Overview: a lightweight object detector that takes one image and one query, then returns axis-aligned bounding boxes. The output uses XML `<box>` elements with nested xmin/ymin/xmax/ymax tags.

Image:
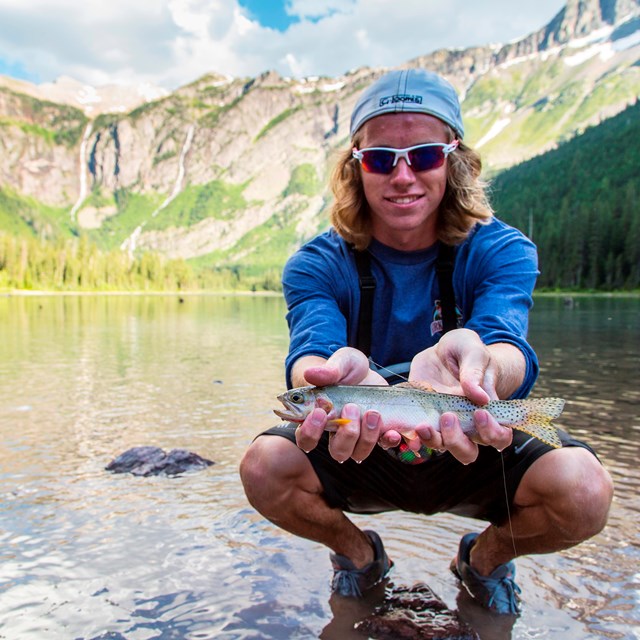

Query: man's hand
<box><xmin>412</xmin><ymin>410</ymin><xmax>513</xmax><ymax>464</ymax></box>
<box><xmin>291</xmin><ymin>347</ymin><xmax>387</xmax><ymax>461</ymax></box>
<box><xmin>295</xmin><ymin>403</ymin><xmax>382</xmax><ymax>463</ymax></box>
<box><xmin>388</xmin><ymin>329</ymin><xmax>523</xmax><ymax>462</ymax></box>
<box><xmin>409</xmin><ymin>328</ymin><xmax>499</xmax><ymax>403</ymax></box>
<box><xmin>294</xmin><ymin>346</ymin><xmax>387</xmax><ymax>388</ymax></box>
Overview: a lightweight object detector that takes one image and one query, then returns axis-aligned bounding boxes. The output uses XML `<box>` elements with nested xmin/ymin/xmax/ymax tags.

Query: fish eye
<box><xmin>290</xmin><ymin>391</ymin><xmax>305</xmax><ymax>404</ymax></box>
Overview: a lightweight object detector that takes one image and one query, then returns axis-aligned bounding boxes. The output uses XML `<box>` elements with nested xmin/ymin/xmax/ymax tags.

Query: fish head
<box><xmin>274</xmin><ymin>386</ymin><xmax>320</xmax><ymax>422</ymax></box>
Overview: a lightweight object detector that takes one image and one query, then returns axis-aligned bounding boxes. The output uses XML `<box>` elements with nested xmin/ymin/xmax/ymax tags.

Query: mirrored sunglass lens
<box><xmin>361</xmin><ymin>150</ymin><xmax>395</xmax><ymax>174</ymax></box>
<box><xmin>409</xmin><ymin>146</ymin><xmax>445</xmax><ymax>171</ymax></box>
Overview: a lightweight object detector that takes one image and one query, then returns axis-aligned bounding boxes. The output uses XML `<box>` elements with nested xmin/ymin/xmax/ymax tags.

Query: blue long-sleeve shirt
<box><xmin>283</xmin><ymin>218</ymin><xmax>540</xmax><ymax>398</ymax></box>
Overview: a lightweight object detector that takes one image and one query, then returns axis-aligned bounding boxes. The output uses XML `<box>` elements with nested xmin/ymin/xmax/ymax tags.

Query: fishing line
<box><xmin>500</xmin><ymin>451</ymin><xmax>518</xmax><ymax>558</ymax></box>
<box><xmin>368</xmin><ymin>358</ymin><xmax>410</xmax><ymax>382</ymax></box>
<box><xmin>370</xmin><ymin>357</ymin><xmax>519</xmax><ymax>555</ymax></box>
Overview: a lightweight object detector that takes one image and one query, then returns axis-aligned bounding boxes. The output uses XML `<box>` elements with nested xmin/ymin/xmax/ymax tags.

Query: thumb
<box><xmin>459</xmin><ymin>357</ymin><xmax>492</xmax><ymax>405</ymax></box>
<box><xmin>325</xmin><ymin>347</ymin><xmax>370</xmax><ymax>384</ymax></box>
<box><xmin>304</xmin><ymin>364</ymin><xmax>341</xmax><ymax>387</ymax></box>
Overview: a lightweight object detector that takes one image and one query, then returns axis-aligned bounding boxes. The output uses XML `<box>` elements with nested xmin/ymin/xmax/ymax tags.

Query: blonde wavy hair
<box><xmin>330</xmin><ymin>126</ymin><xmax>493</xmax><ymax>250</ymax></box>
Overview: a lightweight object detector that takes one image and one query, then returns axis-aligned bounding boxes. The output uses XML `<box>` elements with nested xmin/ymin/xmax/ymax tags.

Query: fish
<box><xmin>274</xmin><ymin>382</ymin><xmax>564</xmax><ymax>449</ymax></box>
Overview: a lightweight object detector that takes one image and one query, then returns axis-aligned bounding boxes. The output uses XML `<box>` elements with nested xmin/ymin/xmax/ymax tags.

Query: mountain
<box><xmin>0</xmin><ymin>0</ymin><xmax>638</xmax><ymax>281</ymax></box>
<box><xmin>0</xmin><ymin>75</ymin><xmax>168</xmax><ymax>116</ymax></box>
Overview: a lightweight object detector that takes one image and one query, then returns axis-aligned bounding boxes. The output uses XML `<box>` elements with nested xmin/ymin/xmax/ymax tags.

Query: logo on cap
<box><xmin>379</xmin><ymin>93</ymin><xmax>423</xmax><ymax>107</ymax></box>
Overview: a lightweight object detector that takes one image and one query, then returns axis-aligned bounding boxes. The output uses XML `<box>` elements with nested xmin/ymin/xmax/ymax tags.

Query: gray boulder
<box><xmin>105</xmin><ymin>446</ymin><xmax>214</xmax><ymax>477</ymax></box>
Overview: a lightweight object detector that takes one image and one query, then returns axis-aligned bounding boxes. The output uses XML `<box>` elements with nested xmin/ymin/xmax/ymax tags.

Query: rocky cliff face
<box><xmin>0</xmin><ymin>0</ymin><xmax>638</xmax><ymax>265</ymax></box>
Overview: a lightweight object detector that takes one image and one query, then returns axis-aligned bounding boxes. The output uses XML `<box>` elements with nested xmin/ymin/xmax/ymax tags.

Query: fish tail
<box><xmin>517</xmin><ymin>397</ymin><xmax>565</xmax><ymax>448</ymax></box>
<box><xmin>490</xmin><ymin>397</ymin><xmax>565</xmax><ymax>448</ymax></box>
<box><xmin>486</xmin><ymin>398</ymin><xmax>564</xmax><ymax>449</ymax></box>
<box><xmin>513</xmin><ymin>414</ymin><xmax>563</xmax><ymax>449</ymax></box>
<box><xmin>522</xmin><ymin>397</ymin><xmax>565</xmax><ymax>419</ymax></box>
<box><xmin>491</xmin><ymin>397</ymin><xmax>565</xmax><ymax>423</ymax></box>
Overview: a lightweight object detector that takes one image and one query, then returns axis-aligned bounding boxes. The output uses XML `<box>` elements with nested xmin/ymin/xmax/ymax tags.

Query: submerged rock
<box><xmin>355</xmin><ymin>583</ymin><xmax>479</xmax><ymax>640</ymax></box>
<box><xmin>105</xmin><ymin>446</ymin><xmax>214</xmax><ymax>477</ymax></box>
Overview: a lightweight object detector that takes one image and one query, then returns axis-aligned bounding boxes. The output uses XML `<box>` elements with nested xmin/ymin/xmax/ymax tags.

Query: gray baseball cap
<box><xmin>350</xmin><ymin>68</ymin><xmax>464</xmax><ymax>139</ymax></box>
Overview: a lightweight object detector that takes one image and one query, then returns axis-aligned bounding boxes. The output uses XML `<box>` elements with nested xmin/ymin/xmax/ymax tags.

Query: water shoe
<box><xmin>451</xmin><ymin>532</ymin><xmax>521</xmax><ymax>615</ymax></box>
<box><xmin>330</xmin><ymin>530</ymin><xmax>393</xmax><ymax>597</ymax></box>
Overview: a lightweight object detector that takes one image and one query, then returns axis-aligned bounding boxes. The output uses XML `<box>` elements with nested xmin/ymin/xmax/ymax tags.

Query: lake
<box><xmin>0</xmin><ymin>294</ymin><xmax>638</xmax><ymax>640</ymax></box>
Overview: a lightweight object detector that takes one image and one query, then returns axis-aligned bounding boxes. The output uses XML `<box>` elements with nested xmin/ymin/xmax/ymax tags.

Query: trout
<box><xmin>274</xmin><ymin>382</ymin><xmax>564</xmax><ymax>449</ymax></box>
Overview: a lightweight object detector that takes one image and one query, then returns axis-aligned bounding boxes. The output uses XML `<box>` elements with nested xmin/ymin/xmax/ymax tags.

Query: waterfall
<box><xmin>120</xmin><ymin>224</ymin><xmax>143</xmax><ymax>257</ymax></box>
<box><xmin>152</xmin><ymin>124</ymin><xmax>195</xmax><ymax>217</ymax></box>
<box><xmin>120</xmin><ymin>124</ymin><xmax>195</xmax><ymax>255</ymax></box>
<box><xmin>69</xmin><ymin>123</ymin><xmax>93</xmax><ymax>222</ymax></box>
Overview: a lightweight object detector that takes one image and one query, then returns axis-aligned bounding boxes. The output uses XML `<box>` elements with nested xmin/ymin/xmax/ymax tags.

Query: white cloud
<box><xmin>0</xmin><ymin>0</ymin><xmax>567</xmax><ymax>89</ymax></box>
<box><xmin>169</xmin><ymin>0</ymin><xmax>216</xmax><ymax>38</ymax></box>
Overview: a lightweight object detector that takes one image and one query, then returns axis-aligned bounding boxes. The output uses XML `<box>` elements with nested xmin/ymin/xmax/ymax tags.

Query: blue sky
<box><xmin>237</xmin><ymin>0</ymin><xmax>299</xmax><ymax>31</ymax></box>
<box><xmin>0</xmin><ymin>58</ymin><xmax>30</xmax><ymax>81</ymax></box>
<box><xmin>0</xmin><ymin>0</ymin><xmax>567</xmax><ymax>89</ymax></box>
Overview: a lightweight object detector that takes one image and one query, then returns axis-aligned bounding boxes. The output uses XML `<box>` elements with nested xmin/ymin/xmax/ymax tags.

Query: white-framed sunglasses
<box><xmin>352</xmin><ymin>140</ymin><xmax>459</xmax><ymax>174</ymax></box>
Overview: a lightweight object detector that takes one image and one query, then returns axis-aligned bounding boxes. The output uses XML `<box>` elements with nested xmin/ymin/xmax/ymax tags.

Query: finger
<box><xmin>440</xmin><ymin>412</ymin><xmax>479</xmax><ymax>464</ymax></box>
<box><xmin>479</xmin><ymin>367</ymin><xmax>499</xmax><ymax>401</ymax></box>
<box><xmin>305</xmin><ymin>348</ymin><xmax>373</xmax><ymax>386</ymax></box>
<box><xmin>295</xmin><ymin>408</ymin><xmax>327</xmax><ymax>452</ymax></box>
<box><xmin>458</xmin><ymin>349</ymin><xmax>491</xmax><ymax>405</ymax></box>
<box><xmin>351</xmin><ymin>410</ymin><xmax>381</xmax><ymax>462</ymax></box>
<box><xmin>327</xmin><ymin>403</ymin><xmax>361</xmax><ymax>462</ymax></box>
<box><xmin>326</xmin><ymin>347</ymin><xmax>371</xmax><ymax>384</ymax></box>
<box><xmin>378</xmin><ymin>429</ymin><xmax>402</xmax><ymax>450</ymax></box>
<box><xmin>405</xmin><ymin>435</ymin><xmax>424</xmax><ymax>452</ymax></box>
<box><xmin>414</xmin><ymin>423</ymin><xmax>444</xmax><ymax>450</ymax></box>
<box><xmin>454</xmin><ymin>337</ymin><xmax>492</xmax><ymax>405</ymax></box>
<box><xmin>303</xmin><ymin>364</ymin><xmax>341</xmax><ymax>387</ymax></box>
<box><xmin>474</xmin><ymin>409</ymin><xmax>513</xmax><ymax>451</ymax></box>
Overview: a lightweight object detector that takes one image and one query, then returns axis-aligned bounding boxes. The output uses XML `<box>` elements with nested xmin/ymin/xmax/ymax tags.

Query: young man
<box><xmin>240</xmin><ymin>69</ymin><xmax>613</xmax><ymax>615</ymax></box>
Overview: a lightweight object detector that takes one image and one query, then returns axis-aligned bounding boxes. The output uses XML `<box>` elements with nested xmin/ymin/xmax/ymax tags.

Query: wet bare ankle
<box><xmin>469</xmin><ymin>537</ymin><xmax>499</xmax><ymax>576</ymax></box>
<box><xmin>339</xmin><ymin>530</ymin><xmax>375</xmax><ymax>568</ymax></box>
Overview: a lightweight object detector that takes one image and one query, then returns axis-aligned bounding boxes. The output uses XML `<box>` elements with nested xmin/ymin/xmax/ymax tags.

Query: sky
<box><xmin>0</xmin><ymin>0</ymin><xmax>567</xmax><ymax>90</ymax></box>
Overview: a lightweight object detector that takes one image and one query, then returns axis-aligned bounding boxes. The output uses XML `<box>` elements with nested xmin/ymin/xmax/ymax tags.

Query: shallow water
<box><xmin>0</xmin><ymin>294</ymin><xmax>638</xmax><ymax>640</ymax></box>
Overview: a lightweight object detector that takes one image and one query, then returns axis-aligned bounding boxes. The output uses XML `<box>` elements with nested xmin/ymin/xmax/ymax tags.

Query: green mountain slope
<box><xmin>492</xmin><ymin>101</ymin><xmax>640</xmax><ymax>290</ymax></box>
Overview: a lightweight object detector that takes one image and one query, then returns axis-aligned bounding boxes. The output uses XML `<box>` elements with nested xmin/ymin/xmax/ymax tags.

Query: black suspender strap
<box><xmin>353</xmin><ymin>249</ymin><xmax>376</xmax><ymax>355</ymax></box>
<box><xmin>436</xmin><ymin>243</ymin><xmax>458</xmax><ymax>334</ymax></box>
<box><xmin>353</xmin><ymin>242</ymin><xmax>458</xmax><ymax>356</ymax></box>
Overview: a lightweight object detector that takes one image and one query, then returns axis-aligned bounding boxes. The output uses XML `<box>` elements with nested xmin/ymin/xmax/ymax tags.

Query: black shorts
<box><xmin>259</xmin><ymin>424</ymin><xmax>598</xmax><ymax>525</ymax></box>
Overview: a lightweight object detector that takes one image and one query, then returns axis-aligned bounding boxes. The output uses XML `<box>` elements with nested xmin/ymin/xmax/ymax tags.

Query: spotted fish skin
<box><xmin>274</xmin><ymin>383</ymin><xmax>565</xmax><ymax>449</ymax></box>
<box><xmin>418</xmin><ymin>393</ymin><xmax>564</xmax><ymax>448</ymax></box>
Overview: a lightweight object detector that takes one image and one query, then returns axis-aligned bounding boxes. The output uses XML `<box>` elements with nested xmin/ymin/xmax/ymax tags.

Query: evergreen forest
<box><xmin>492</xmin><ymin>101</ymin><xmax>639</xmax><ymax>291</ymax></box>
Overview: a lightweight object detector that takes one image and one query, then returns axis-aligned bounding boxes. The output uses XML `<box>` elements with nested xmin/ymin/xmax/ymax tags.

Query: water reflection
<box><xmin>0</xmin><ymin>294</ymin><xmax>638</xmax><ymax>639</ymax></box>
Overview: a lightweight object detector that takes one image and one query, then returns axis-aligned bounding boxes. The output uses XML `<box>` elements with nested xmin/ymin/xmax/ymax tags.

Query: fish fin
<box><xmin>317</xmin><ymin>396</ymin><xmax>334</xmax><ymax>413</ymax></box>
<box><xmin>513</xmin><ymin>420</ymin><xmax>562</xmax><ymax>449</ymax></box>
<box><xmin>327</xmin><ymin>418</ymin><xmax>352</xmax><ymax>428</ymax></box>
<box><xmin>396</xmin><ymin>381</ymin><xmax>436</xmax><ymax>392</ymax></box>
<box><xmin>400</xmin><ymin>431</ymin><xmax>422</xmax><ymax>457</ymax></box>
<box><xmin>400</xmin><ymin>433</ymin><xmax>422</xmax><ymax>457</ymax></box>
